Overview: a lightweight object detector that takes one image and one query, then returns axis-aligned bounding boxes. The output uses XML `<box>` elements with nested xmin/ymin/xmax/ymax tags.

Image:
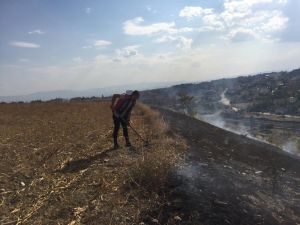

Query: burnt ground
<box><xmin>156</xmin><ymin>108</ymin><xmax>300</xmax><ymax>225</ymax></box>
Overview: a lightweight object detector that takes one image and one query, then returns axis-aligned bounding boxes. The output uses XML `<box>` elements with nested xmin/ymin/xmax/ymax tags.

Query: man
<box><xmin>111</xmin><ymin>90</ymin><xmax>140</xmax><ymax>149</ymax></box>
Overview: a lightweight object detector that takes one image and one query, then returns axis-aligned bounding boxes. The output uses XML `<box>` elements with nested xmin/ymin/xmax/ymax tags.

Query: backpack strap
<box><xmin>111</xmin><ymin>94</ymin><xmax>121</xmax><ymax>111</ymax></box>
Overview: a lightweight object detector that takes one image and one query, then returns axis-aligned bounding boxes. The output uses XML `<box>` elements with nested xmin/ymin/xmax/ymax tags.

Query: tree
<box><xmin>177</xmin><ymin>91</ymin><xmax>196</xmax><ymax>117</ymax></box>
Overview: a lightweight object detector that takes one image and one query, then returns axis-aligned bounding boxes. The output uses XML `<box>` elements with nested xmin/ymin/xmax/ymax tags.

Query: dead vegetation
<box><xmin>0</xmin><ymin>101</ymin><xmax>186</xmax><ymax>225</ymax></box>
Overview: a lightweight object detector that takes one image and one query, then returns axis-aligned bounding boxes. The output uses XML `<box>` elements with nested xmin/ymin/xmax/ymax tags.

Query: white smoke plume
<box><xmin>282</xmin><ymin>140</ymin><xmax>300</xmax><ymax>157</ymax></box>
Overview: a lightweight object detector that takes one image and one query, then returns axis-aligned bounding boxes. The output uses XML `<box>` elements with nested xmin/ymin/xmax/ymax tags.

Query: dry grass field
<box><xmin>0</xmin><ymin>101</ymin><xmax>186</xmax><ymax>225</ymax></box>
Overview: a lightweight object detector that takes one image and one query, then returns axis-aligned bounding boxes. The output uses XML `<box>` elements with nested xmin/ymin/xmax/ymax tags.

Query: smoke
<box><xmin>219</xmin><ymin>89</ymin><xmax>230</xmax><ymax>106</ymax></box>
<box><xmin>195</xmin><ymin>110</ymin><xmax>274</xmax><ymax>147</ymax></box>
<box><xmin>198</xmin><ymin>89</ymin><xmax>270</xmax><ymax>141</ymax></box>
<box><xmin>196</xmin><ymin>111</ymin><xmax>300</xmax><ymax>156</ymax></box>
<box><xmin>282</xmin><ymin>140</ymin><xmax>300</xmax><ymax>157</ymax></box>
<box><xmin>197</xmin><ymin>111</ymin><xmax>225</xmax><ymax>128</ymax></box>
<box><xmin>176</xmin><ymin>162</ymin><xmax>208</xmax><ymax>195</ymax></box>
<box><xmin>196</xmin><ymin>112</ymin><xmax>252</xmax><ymax>137</ymax></box>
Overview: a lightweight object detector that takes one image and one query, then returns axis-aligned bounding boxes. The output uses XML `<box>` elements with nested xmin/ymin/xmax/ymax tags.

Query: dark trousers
<box><xmin>113</xmin><ymin>115</ymin><xmax>129</xmax><ymax>144</ymax></box>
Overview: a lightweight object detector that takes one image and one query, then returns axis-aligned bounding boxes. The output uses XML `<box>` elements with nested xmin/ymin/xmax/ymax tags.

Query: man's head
<box><xmin>131</xmin><ymin>90</ymin><xmax>140</xmax><ymax>100</ymax></box>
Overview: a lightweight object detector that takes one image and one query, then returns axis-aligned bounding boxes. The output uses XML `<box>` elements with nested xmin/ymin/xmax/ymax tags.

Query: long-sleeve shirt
<box><xmin>111</xmin><ymin>94</ymin><xmax>136</xmax><ymax>119</ymax></box>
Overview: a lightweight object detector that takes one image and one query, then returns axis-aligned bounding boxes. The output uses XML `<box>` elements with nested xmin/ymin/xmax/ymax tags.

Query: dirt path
<box><xmin>158</xmin><ymin>108</ymin><xmax>300</xmax><ymax>225</ymax></box>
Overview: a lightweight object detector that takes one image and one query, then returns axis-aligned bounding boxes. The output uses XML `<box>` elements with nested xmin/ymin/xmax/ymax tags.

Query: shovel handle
<box><xmin>114</xmin><ymin>112</ymin><xmax>148</xmax><ymax>144</ymax></box>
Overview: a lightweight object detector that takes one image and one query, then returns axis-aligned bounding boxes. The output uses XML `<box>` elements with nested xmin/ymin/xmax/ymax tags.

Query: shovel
<box><xmin>126</xmin><ymin>121</ymin><xmax>150</xmax><ymax>147</ymax></box>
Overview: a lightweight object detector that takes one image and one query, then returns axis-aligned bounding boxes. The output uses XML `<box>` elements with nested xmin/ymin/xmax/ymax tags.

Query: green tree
<box><xmin>177</xmin><ymin>91</ymin><xmax>196</xmax><ymax>117</ymax></box>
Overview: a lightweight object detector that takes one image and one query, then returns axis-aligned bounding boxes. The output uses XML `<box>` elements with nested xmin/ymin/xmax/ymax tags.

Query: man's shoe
<box><xmin>125</xmin><ymin>142</ymin><xmax>132</xmax><ymax>147</ymax></box>
<box><xmin>113</xmin><ymin>143</ymin><xmax>120</xmax><ymax>149</ymax></box>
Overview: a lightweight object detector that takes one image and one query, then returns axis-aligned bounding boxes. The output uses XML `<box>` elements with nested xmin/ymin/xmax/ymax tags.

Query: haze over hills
<box><xmin>142</xmin><ymin>68</ymin><xmax>300</xmax><ymax>116</ymax></box>
<box><xmin>0</xmin><ymin>81</ymin><xmax>181</xmax><ymax>103</ymax></box>
<box><xmin>3</xmin><ymin>68</ymin><xmax>300</xmax><ymax>107</ymax></box>
<box><xmin>141</xmin><ymin>68</ymin><xmax>300</xmax><ymax>156</ymax></box>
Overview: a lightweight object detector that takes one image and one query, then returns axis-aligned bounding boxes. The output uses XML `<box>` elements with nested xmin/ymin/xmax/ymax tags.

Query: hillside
<box><xmin>141</xmin><ymin>68</ymin><xmax>300</xmax><ymax>116</ymax></box>
<box><xmin>1</xmin><ymin>101</ymin><xmax>299</xmax><ymax>225</ymax></box>
<box><xmin>141</xmin><ymin>68</ymin><xmax>300</xmax><ymax>156</ymax></box>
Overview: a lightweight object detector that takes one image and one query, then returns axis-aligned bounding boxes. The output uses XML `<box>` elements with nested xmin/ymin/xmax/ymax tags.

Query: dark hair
<box><xmin>132</xmin><ymin>90</ymin><xmax>140</xmax><ymax>97</ymax></box>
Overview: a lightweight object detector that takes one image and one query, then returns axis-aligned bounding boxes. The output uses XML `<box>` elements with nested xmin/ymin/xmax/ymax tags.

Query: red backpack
<box><xmin>111</xmin><ymin>94</ymin><xmax>132</xmax><ymax>112</ymax></box>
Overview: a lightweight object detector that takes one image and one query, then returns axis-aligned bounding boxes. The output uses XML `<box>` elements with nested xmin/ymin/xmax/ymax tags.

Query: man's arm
<box><xmin>122</xmin><ymin>100</ymin><xmax>136</xmax><ymax>123</ymax></box>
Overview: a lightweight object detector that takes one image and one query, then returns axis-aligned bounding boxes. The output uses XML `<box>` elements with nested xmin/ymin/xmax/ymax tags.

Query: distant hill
<box><xmin>0</xmin><ymin>81</ymin><xmax>180</xmax><ymax>103</ymax></box>
<box><xmin>141</xmin><ymin>68</ymin><xmax>300</xmax><ymax>116</ymax></box>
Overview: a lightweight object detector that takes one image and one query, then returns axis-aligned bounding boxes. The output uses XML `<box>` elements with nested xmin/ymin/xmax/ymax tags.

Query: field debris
<box><xmin>0</xmin><ymin>101</ymin><xmax>186</xmax><ymax>224</ymax></box>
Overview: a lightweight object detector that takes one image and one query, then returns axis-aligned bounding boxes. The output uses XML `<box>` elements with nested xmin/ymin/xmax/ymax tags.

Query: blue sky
<box><xmin>0</xmin><ymin>0</ymin><xmax>299</xmax><ymax>96</ymax></box>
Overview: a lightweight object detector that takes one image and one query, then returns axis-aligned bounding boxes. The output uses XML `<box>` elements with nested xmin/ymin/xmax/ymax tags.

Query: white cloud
<box><xmin>221</xmin><ymin>0</ymin><xmax>285</xmax><ymax>26</ymax></box>
<box><xmin>123</xmin><ymin>17</ymin><xmax>177</xmax><ymax>35</ymax></box>
<box><xmin>258</xmin><ymin>11</ymin><xmax>289</xmax><ymax>32</ymax></box>
<box><xmin>178</xmin><ymin>27</ymin><xmax>195</xmax><ymax>33</ymax></box>
<box><xmin>230</xmin><ymin>10</ymin><xmax>288</xmax><ymax>39</ymax></box>
<box><xmin>155</xmin><ymin>35</ymin><xmax>177</xmax><ymax>43</ymax></box>
<box><xmin>155</xmin><ymin>35</ymin><xmax>193</xmax><ymax>49</ymax></box>
<box><xmin>3</xmin><ymin>41</ymin><xmax>300</xmax><ymax>96</ymax></box>
<box><xmin>179</xmin><ymin>0</ymin><xmax>289</xmax><ymax>42</ymax></box>
<box><xmin>202</xmin><ymin>14</ymin><xmax>225</xmax><ymax>31</ymax></box>
<box><xmin>82</xmin><ymin>40</ymin><xmax>112</xmax><ymax>50</ymax></box>
<box><xmin>9</xmin><ymin>41</ymin><xmax>40</xmax><ymax>48</ymax></box>
<box><xmin>227</xmin><ymin>28</ymin><xmax>258</xmax><ymax>42</ymax></box>
<box><xmin>177</xmin><ymin>37</ymin><xmax>193</xmax><ymax>49</ymax></box>
<box><xmin>116</xmin><ymin>45</ymin><xmax>140</xmax><ymax>58</ymax></box>
<box><xmin>222</xmin><ymin>0</ymin><xmax>279</xmax><ymax>15</ymax></box>
<box><xmin>179</xmin><ymin>6</ymin><xmax>214</xmax><ymax>20</ymax></box>
<box><xmin>94</xmin><ymin>40</ymin><xmax>112</xmax><ymax>47</ymax></box>
<box><xmin>28</xmin><ymin>29</ymin><xmax>45</xmax><ymax>35</ymax></box>
<box><xmin>277</xmin><ymin>0</ymin><xmax>288</xmax><ymax>4</ymax></box>
<box><xmin>85</xmin><ymin>7</ymin><xmax>91</xmax><ymax>14</ymax></box>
